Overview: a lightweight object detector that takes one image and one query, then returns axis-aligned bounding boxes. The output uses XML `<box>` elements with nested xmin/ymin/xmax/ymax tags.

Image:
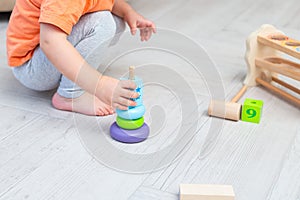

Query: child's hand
<box><xmin>124</xmin><ymin>9</ymin><xmax>156</xmax><ymax>41</ymax></box>
<box><xmin>112</xmin><ymin>80</ymin><xmax>139</xmax><ymax>110</ymax></box>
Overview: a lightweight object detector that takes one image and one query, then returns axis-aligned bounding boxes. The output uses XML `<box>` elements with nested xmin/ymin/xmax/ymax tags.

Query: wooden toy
<box><xmin>208</xmin><ymin>85</ymin><xmax>247</xmax><ymax>121</ymax></box>
<box><xmin>180</xmin><ymin>184</ymin><xmax>235</xmax><ymax>200</ymax></box>
<box><xmin>245</xmin><ymin>24</ymin><xmax>300</xmax><ymax>106</ymax></box>
<box><xmin>110</xmin><ymin>66</ymin><xmax>150</xmax><ymax>143</ymax></box>
<box><xmin>208</xmin><ymin>24</ymin><xmax>299</xmax><ymax>122</ymax></box>
<box><xmin>241</xmin><ymin>98</ymin><xmax>264</xmax><ymax>123</ymax></box>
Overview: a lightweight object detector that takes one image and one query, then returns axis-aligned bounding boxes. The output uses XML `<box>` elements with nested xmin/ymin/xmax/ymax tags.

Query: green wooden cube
<box><xmin>241</xmin><ymin>98</ymin><xmax>264</xmax><ymax>123</ymax></box>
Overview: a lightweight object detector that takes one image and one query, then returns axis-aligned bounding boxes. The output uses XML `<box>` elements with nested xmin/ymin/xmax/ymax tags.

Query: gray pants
<box><xmin>12</xmin><ymin>11</ymin><xmax>125</xmax><ymax>98</ymax></box>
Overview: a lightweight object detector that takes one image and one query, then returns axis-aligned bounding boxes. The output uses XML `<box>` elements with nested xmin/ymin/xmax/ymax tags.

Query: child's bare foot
<box><xmin>52</xmin><ymin>92</ymin><xmax>114</xmax><ymax>116</ymax></box>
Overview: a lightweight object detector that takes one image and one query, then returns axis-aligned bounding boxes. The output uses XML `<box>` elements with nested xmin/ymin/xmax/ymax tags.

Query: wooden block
<box><xmin>241</xmin><ymin>98</ymin><xmax>264</xmax><ymax>124</ymax></box>
<box><xmin>180</xmin><ymin>184</ymin><xmax>235</xmax><ymax>200</ymax></box>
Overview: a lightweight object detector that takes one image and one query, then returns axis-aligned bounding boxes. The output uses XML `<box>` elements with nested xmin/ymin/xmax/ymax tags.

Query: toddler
<box><xmin>6</xmin><ymin>0</ymin><xmax>156</xmax><ymax>116</ymax></box>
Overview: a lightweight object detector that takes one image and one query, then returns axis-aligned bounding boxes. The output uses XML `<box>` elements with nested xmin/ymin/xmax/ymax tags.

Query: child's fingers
<box><xmin>118</xmin><ymin>96</ymin><xmax>137</xmax><ymax>107</ymax></box>
<box><xmin>144</xmin><ymin>20</ymin><xmax>156</xmax><ymax>34</ymax></box>
<box><xmin>141</xmin><ymin>27</ymin><xmax>152</xmax><ymax>41</ymax></box>
<box><xmin>120</xmin><ymin>80</ymin><xmax>137</xmax><ymax>90</ymax></box>
<box><xmin>114</xmin><ymin>103</ymin><xmax>129</xmax><ymax>111</ymax></box>
<box><xmin>113</xmin><ymin>97</ymin><xmax>135</xmax><ymax>109</ymax></box>
<box><xmin>120</xmin><ymin>88</ymin><xmax>139</xmax><ymax>99</ymax></box>
<box><xmin>139</xmin><ymin>29</ymin><xmax>143</xmax><ymax>41</ymax></box>
<box><xmin>129</xmin><ymin>21</ymin><xmax>138</xmax><ymax>35</ymax></box>
<box><xmin>151</xmin><ymin>23</ymin><xmax>157</xmax><ymax>34</ymax></box>
<box><xmin>115</xmin><ymin>95</ymin><xmax>137</xmax><ymax>108</ymax></box>
<box><xmin>141</xmin><ymin>28</ymin><xmax>147</xmax><ymax>41</ymax></box>
<box><xmin>112</xmin><ymin>80</ymin><xmax>139</xmax><ymax>110</ymax></box>
<box><xmin>119</xmin><ymin>80</ymin><xmax>139</xmax><ymax>98</ymax></box>
<box><xmin>140</xmin><ymin>28</ymin><xmax>146</xmax><ymax>41</ymax></box>
<box><xmin>145</xmin><ymin>27</ymin><xmax>152</xmax><ymax>41</ymax></box>
<box><xmin>131</xmin><ymin>28</ymin><xmax>137</xmax><ymax>36</ymax></box>
<box><xmin>136</xmin><ymin>19</ymin><xmax>155</xmax><ymax>41</ymax></box>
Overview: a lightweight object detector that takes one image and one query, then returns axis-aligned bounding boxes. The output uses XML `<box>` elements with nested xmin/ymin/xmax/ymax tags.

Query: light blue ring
<box><xmin>116</xmin><ymin>105</ymin><xmax>145</xmax><ymax>120</ymax></box>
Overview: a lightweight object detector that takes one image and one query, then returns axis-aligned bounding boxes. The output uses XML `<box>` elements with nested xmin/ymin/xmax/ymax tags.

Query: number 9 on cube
<box><xmin>241</xmin><ymin>98</ymin><xmax>264</xmax><ymax>124</ymax></box>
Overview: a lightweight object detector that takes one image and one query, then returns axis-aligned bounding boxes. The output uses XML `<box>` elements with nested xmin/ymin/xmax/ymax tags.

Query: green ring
<box><xmin>116</xmin><ymin>116</ymin><xmax>144</xmax><ymax>130</ymax></box>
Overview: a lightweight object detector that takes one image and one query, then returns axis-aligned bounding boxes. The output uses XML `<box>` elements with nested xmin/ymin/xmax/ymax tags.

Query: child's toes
<box><xmin>96</xmin><ymin>109</ymin><xmax>105</xmax><ymax>116</ymax></box>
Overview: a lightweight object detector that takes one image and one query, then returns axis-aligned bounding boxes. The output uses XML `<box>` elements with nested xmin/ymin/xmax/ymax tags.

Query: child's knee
<box><xmin>93</xmin><ymin>12</ymin><xmax>126</xmax><ymax>43</ymax></box>
<box><xmin>70</xmin><ymin>11</ymin><xmax>117</xmax><ymax>45</ymax></box>
<box><xmin>92</xmin><ymin>11</ymin><xmax>118</xmax><ymax>42</ymax></box>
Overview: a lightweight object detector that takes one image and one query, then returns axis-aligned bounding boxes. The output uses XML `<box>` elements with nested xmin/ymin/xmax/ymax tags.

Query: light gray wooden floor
<box><xmin>1</xmin><ymin>0</ymin><xmax>300</xmax><ymax>200</ymax></box>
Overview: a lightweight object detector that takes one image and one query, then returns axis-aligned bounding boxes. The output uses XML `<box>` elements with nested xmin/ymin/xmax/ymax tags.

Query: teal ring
<box><xmin>116</xmin><ymin>105</ymin><xmax>145</xmax><ymax>120</ymax></box>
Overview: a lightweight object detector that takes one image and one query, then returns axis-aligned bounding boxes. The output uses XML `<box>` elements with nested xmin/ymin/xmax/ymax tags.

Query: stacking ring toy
<box><xmin>116</xmin><ymin>105</ymin><xmax>145</xmax><ymax>120</ymax></box>
<box><xmin>116</xmin><ymin>116</ymin><xmax>144</xmax><ymax>130</ymax></box>
<box><xmin>110</xmin><ymin>66</ymin><xmax>149</xmax><ymax>144</ymax></box>
<box><xmin>110</xmin><ymin>122</ymin><xmax>149</xmax><ymax>143</ymax></box>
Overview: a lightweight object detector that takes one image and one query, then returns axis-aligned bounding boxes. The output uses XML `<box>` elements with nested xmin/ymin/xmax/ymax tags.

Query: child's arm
<box><xmin>112</xmin><ymin>0</ymin><xmax>156</xmax><ymax>41</ymax></box>
<box><xmin>40</xmin><ymin>23</ymin><xmax>138</xmax><ymax>110</ymax></box>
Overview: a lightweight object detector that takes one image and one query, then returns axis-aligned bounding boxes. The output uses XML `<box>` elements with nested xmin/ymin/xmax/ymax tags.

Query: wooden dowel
<box><xmin>231</xmin><ymin>85</ymin><xmax>248</xmax><ymax>103</ymax></box>
<box><xmin>255</xmin><ymin>57</ymin><xmax>300</xmax><ymax>81</ymax></box>
<box><xmin>129</xmin><ymin>66</ymin><xmax>135</xmax><ymax>80</ymax></box>
<box><xmin>256</xmin><ymin>77</ymin><xmax>300</xmax><ymax>106</ymax></box>
<box><xmin>272</xmin><ymin>76</ymin><xmax>300</xmax><ymax>95</ymax></box>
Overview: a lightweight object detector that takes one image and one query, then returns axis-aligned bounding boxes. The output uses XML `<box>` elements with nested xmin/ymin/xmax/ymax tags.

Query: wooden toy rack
<box><xmin>245</xmin><ymin>25</ymin><xmax>300</xmax><ymax>107</ymax></box>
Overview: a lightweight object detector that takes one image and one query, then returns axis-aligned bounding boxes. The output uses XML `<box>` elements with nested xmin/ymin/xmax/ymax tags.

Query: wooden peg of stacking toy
<box><xmin>180</xmin><ymin>184</ymin><xmax>235</xmax><ymax>200</ymax></box>
<box><xmin>110</xmin><ymin>66</ymin><xmax>150</xmax><ymax>143</ymax></box>
<box><xmin>245</xmin><ymin>24</ymin><xmax>300</xmax><ymax>107</ymax></box>
<box><xmin>208</xmin><ymin>85</ymin><xmax>248</xmax><ymax>121</ymax></box>
<box><xmin>129</xmin><ymin>65</ymin><xmax>135</xmax><ymax>80</ymax></box>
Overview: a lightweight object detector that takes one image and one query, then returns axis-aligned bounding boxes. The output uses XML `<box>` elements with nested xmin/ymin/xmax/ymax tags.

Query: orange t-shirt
<box><xmin>6</xmin><ymin>0</ymin><xmax>114</xmax><ymax>67</ymax></box>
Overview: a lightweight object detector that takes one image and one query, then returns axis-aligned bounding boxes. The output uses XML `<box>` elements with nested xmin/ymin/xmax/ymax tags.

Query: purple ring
<box><xmin>110</xmin><ymin>122</ymin><xmax>150</xmax><ymax>143</ymax></box>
